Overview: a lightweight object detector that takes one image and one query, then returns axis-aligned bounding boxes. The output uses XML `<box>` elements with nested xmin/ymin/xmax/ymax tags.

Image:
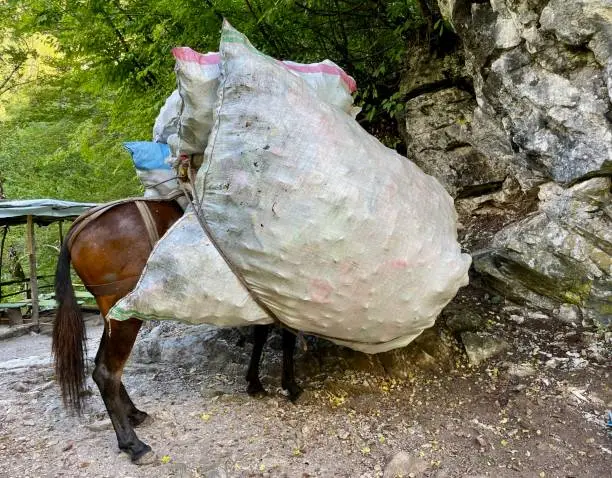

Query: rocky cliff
<box><xmin>402</xmin><ymin>0</ymin><xmax>611</xmax><ymax>325</ymax></box>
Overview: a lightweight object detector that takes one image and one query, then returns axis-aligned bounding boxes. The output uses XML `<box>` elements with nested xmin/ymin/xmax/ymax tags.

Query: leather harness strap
<box><xmin>134</xmin><ymin>201</ymin><xmax>160</xmax><ymax>248</ymax></box>
<box><xmin>67</xmin><ymin>193</ymin><xmax>182</xmax><ymax>296</ymax></box>
<box><xmin>67</xmin><ymin>202</ymin><xmax>117</xmax><ymax>251</ymax></box>
<box><xmin>67</xmin><ymin>192</ymin><xmax>179</xmax><ymax>250</ymax></box>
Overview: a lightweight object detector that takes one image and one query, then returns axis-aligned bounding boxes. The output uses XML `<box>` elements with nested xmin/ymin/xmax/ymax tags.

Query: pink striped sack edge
<box><xmin>172</xmin><ymin>47</ymin><xmax>356</xmax><ymax>93</ymax></box>
<box><xmin>157</xmin><ymin>47</ymin><xmax>358</xmax><ymax>156</ymax></box>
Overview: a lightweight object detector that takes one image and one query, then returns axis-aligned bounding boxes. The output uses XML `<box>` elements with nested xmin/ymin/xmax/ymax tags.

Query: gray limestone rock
<box><xmin>461</xmin><ymin>332</ymin><xmax>510</xmax><ymax>365</ymax></box>
<box><xmin>403</xmin><ymin>87</ymin><xmax>508</xmax><ymax>198</ymax></box>
<box><xmin>443</xmin><ymin>304</ymin><xmax>487</xmax><ymax>333</ymax></box>
<box><xmin>399</xmin><ymin>1</ymin><xmax>612</xmax><ymax>326</ymax></box>
<box><xmin>473</xmin><ymin>178</ymin><xmax>611</xmax><ymax>325</ymax></box>
<box><xmin>436</xmin><ymin>0</ymin><xmax>612</xmax><ymax>186</ymax></box>
<box><xmin>383</xmin><ymin>451</ymin><xmax>428</xmax><ymax>478</ymax></box>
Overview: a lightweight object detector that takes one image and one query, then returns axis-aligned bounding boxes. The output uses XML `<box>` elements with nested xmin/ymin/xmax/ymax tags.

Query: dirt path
<box><xmin>0</xmin><ymin>315</ymin><xmax>610</xmax><ymax>478</ymax></box>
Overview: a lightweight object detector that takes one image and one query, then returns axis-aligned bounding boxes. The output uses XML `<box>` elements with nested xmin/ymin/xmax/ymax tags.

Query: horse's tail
<box><xmin>52</xmin><ymin>234</ymin><xmax>87</xmax><ymax>414</ymax></box>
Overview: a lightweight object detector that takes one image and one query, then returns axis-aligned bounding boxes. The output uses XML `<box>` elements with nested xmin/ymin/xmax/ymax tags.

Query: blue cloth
<box><xmin>123</xmin><ymin>142</ymin><xmax>171</xmax><ymax>171</ymax></box>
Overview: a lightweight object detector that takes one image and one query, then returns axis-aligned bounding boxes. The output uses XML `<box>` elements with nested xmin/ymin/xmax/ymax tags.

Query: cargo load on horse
<box><xmin>155</xmin><ymin>45</ymin><xmax>359</xmax><ymax>174</ymax></box>
<box><xmin>132</xmin><ymin>43</ymin><xmax>360</xmax><ymax>202</ymax></box>
<box><xmin>52</xmin><ymin>24</ymin><xmax>370</xmax><ymax>463</ymax></box>
<box><xmin>53</xmin><ymin>22</ymin><xmax>470</xmax><ymax>464</ymax></box>
<box><xmin>108</xmin><ymin>22</ymin><xmax>471</xmax><ymax>353</ymax></box>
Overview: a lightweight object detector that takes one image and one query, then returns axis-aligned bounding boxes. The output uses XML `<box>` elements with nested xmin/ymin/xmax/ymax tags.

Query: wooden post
<box><xmin>26</xmin><ymin>215</ymin><xmax>39</xmax><ymax>330</ymax></box>
<box><xmin>0</xmin><ymin>225</ymin><xmax>7</xmax><ymax>302</ymax></box>
<box><xmin>58</xmin><ymin>220</ymin><xmax>64</xmax><ymax>245</ymax></box>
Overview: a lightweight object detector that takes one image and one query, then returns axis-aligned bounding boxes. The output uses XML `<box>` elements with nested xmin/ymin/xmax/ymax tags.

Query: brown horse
<box><xmin>52</xmin><ymin>197</ymin><xmax>301</xmax><ymax>464</ymax></box>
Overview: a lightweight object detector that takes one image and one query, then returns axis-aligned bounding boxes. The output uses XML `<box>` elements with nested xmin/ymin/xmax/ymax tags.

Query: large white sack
<box><xmin>152</xmin><ymin>89</ymin><xmax>182</xmax><ymax>143</ymax></box>
<box><xmin>193</xmin><ymin>23</ymin><xmax>471</xmax><ymax>352</ymax></box>
<box><xmin>172</xmin><ymin>48</ymin><xmax>221</xmax><ymax>155</ymax></box>
<box><xmin>109</xmin><ymin>211</ymin><xmax>272</xmax><ymax>326</ymax></box>
<box><xmin>172</xmin><ymin>47</ymin><xmax>357</xmax><ymax>156</ymax></box>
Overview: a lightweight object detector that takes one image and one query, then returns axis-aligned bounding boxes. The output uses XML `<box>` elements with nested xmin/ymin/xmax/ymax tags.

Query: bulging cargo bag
<box><xmin>152</xmin><ymin>89</ymin><xmax>182</xmax><ymax>144</ymax></box>
<box><xmin>170</xmin><ymin>46</ymin><xmax>358</xmax><ymax>158</ymax></box>
<box><xmin>172</xmin><ymin>49</ymin><xmax>221</xmax><ymax>155</ymax></box>
<box><xmin>110</xmin><ymin>210</ymin><xmax>272</xmax><ymax>327</ymax></box>
<box><xmin>109</xmin><ymin>22</ymin><xmax>471</xmax><ymax>353</ymax></box>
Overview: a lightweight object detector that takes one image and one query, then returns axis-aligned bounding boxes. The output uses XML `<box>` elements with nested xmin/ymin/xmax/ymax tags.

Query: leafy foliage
<box><xmin>0</xmin><ymin>73</ymin><xmax>142</xmax><ymax>201</ymax></box>
<box><xmin>5</xmin><ymin>0</ymin><xmax>426</xmax><ymax>132</ymax></box>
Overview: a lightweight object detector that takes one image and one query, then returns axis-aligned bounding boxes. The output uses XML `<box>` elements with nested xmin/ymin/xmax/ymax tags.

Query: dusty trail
<box><xmin>0</xmin><ymin>313</ymin><xmax>610</xmax><ymax>478</ymax></box>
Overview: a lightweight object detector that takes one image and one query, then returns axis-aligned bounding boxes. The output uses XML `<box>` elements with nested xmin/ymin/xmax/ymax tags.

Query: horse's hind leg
<box><xmin>93</xmin><ymin>315</ymin><xmax>153</xmax><ymax>463</ymax></box>
<box><xmin>121</xmin><ymin>384</ymin><xmax>150</xmax><ymax>427</ymax></box>
<box><xmin>281</xmin><ymin>329</ymin><xmax>303</xmax><ymax>402</ymax></box>
<box><xmin>245</xmin><ymin>324</ymin><xmax>271</xmax><ymax>396</ymax></box>
<box><xmin>95</xmin><ymin>328</ymin><xmax>149</xmax><ymax>427</ymax></box>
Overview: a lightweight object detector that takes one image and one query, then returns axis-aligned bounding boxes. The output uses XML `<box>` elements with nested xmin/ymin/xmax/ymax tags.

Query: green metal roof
<box><xmin>0</xmin><ymin>199</ymin><xmax>98</xmax><ymax>226</ymax></box>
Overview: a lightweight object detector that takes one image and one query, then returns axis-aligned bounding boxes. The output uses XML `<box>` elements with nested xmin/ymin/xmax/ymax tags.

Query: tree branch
<box><xmin>243</xmin><ymin>0</ymin><xmax>285</xmax><ymax>57</ymax></box>
<box><xmin>97</xmin><ymin>5</ymin><xmax>157</xmax><ymax>86</ymax></box>
<box><xmin>0</xmin><ymin>59</ymin><xmax>26</xmax><ymax>95</ymax></box>
<box><xmin>0</xmin><ymin>78</ymin><xmax>36</xmax><ymax>98</ymax></box>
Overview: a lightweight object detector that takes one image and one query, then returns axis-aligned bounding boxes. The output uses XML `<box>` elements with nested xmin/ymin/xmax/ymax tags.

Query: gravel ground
<box><xmin>0</xmin><ymin>306</ymin><xmax>610</xmax><ymax>478</ymax></box>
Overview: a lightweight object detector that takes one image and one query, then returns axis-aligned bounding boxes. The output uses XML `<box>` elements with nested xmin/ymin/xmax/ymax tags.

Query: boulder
<box><xmin>402</xmin><ymin>87</ymin><xmax>508</xmax><ymax>198</ymax></box>
<box><xmin>461</xmin><ymin>331</ymin><xmax>510</xmax><ymax>366</ymax></box>
<box><xmin>474</xmin><ymin>178</ymin><xmax>611</xmax><ymax>325</ymax></box>
<box><xmin>437</xmin><ymin>0</ymin><xmax>612</xmax><ymax>186</ymax></box>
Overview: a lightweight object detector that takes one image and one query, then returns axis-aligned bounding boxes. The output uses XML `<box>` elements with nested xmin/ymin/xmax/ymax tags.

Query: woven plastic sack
<box><xmin>152</xmin><ymin>89</ymin><xmax>182</xmax><ymax>143</ymax></box>
<box><xmin>172</xmin><ymin>47</ymin><xmax>357</xmax><ymax>157</ymax></box>
<box><xmin>173</xmin><ymin>48</ymin><xmax>221</xmax><ymax>155</ymax></box>
<box><xmin>123</xmin><ymin>142</ymin><xmax>178</xmax><ymax>198</ymax></box>
<box><xmin>111</xmin><ymin>23</ymin><xmax>470</xmax><ymax>353</ymax></box>
<box><xmin>109</xmin><ymin>211</ymin><xmax>272</xmax><ymax>326</ymax></box>
<box><xmin>280</xmin><ymin>60</ymin><xmax>356</xmax><ymax>114</ymax></box>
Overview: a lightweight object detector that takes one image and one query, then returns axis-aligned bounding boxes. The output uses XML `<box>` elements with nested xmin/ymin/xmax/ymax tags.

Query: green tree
<box><xmin>7</xmin><ymin>1</ymin><xmax>427</xmax><ymax>139</ymax></box>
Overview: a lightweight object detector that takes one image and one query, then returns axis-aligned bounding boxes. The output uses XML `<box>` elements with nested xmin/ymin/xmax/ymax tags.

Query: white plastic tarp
<box><xmin>0</xmin><ymin>199</ymin><xmax>97</xmax><ymax>226</ymax></box>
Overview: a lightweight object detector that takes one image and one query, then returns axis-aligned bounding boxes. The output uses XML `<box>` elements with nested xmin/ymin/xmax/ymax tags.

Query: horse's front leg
<box><xmin>93</xmin><ymin>315</ymin><xmax>153</xmax><ymax>464</ymax></box>
<box><xmin>245</xmin><ymin>324</ymin><xmax>271</xmax><ymax>396</ymax></box>
<box><xmin>281</xmin><ymin>329</ymin><xmax>302</xmax><ymax>402</ymax></box>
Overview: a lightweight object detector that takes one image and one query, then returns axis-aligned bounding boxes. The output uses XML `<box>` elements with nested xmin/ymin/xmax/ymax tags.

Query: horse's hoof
<box><xmin>286</xmin><ymin>385</ymin><xmax>304</xmax><ymax>403</ymax></box>
<box><xmin>246</xmin><ymin>381</ymin><xmax>268</xmax><ymax>398</ymax></box>
<box><xmin>132</xmin><ymin>446</ymin><xmax>156</xmax><ymax>465</ymax></box>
